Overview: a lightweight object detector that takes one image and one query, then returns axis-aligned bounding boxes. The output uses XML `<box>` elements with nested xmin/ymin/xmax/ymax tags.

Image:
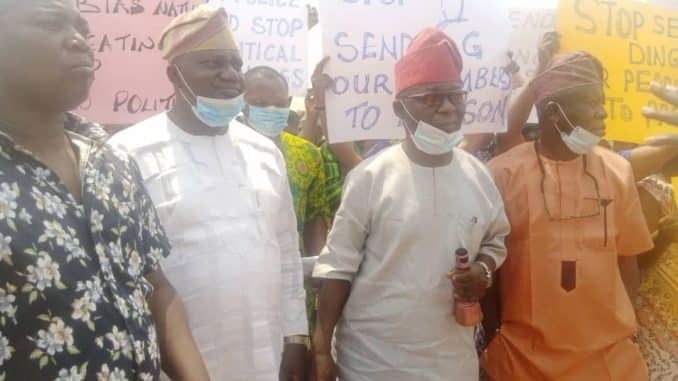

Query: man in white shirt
<box><xmin>110</xmin><ymin>6</ymin><xmax>308</xmax><ymax>381</ymax></box>
<box><xmin>312</xmin><ymin>28</ymin><xmax>510</xmax><ymax>381</ymax></box>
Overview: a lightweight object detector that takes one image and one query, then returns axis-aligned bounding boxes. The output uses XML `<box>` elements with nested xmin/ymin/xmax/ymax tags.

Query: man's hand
<box><xmin>280</xmin><ymin>343</ymin><xmax>308</xmax><ymax>381</ymax></box>
<box><xmin>311</xmin><ymin>57</ymin><xmax>332</xmax><ymax>108</ymax></box>
<box><xmin>643</xmin><ymin>82</ymin><xmax>678</xmax><ymax>126</ymax></box>
<box><xmin>307</xmin><ymin>5</ymin><xmax>319</xmax><ymax>29</ymax></box>
<box><xmin>312</xmin><ymin>280</ymin><xmax>350</xmax><ymax>381</ymax></box>
<box><xmin>146</xmin><ymin>269</ymin><xmax>211</xmax><ymax>381</ymax></box>
<box><xmin>448</xmin><ymin>263</ymin><xmax>489</xmax><ymax>302</ymax></box>
<box><xmin>504</xmin><ymin>51</ymin><xmax>525</xmax><ymax>90</ymax></box>
<box><xmin>299</xmin><ymin>57</ymin><xmax>332</xmax><ymax>145</ymax></box>
<box><xmin>313</xmin><ymin>352</ymin><xmax>337</xmax><ymax>381</ymax></box>
<box><xmin>645</xmin><ymin>135</ymin><xmax>678</xmax><ymax>146</ymax></box>
<box><xmin>309</xmin><ymin>57</ymin><xmax>363</xmax><ymax>173</ymax></box>
<box><xmin>536</xmin><ymin>31</ymin><xmax>561</xmax><ymax>75</ymax></box>
<box><xmin>305</xmin><ymin>89</ymin><xmax>316</xmax><ymax>114</ymax></box>
<box><xmin>504</xmin><ymin>51</ymin><xmax>521</xmax><ymax>75</ymax></box>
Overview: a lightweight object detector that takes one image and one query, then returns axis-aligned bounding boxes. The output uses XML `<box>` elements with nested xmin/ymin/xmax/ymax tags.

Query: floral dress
<box><xmin>280</xmin><ymin>132</ymin><xmax>328</xmax><ymax>252</ymax></box>
<box><xmin>0</xmin><ymin>114</ymin><xmax>170</xmax><ymax>381</ymax></box>
<box><xmin>319</xmin><ymin>142</ymin><xmax>343</xmax><ymax>219</ymax></box>
<box><xmin>635</xmin><ymin>175</ymin><xmax>678</xmax><ymax>380</ymax></box>
<box><xmin>280</xmin><ymin>132</ymin><xmax>328</xmax><ymax>337</ymax></box>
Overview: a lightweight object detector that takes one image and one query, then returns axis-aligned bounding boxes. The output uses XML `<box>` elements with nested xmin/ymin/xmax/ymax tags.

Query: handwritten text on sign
<box><xmin>321</xmin><ymin>0</ymin><xmax>512</xmax><ymax>144</ymax></box>
<box><xmin>508</xmin><ymin>8</ymin><xmax>556</xmax><ymax>80</ymax></box>
<box><xmin>78</xmin><ymin>1</ymin><xmax>205</xmax><ymax>126</ymax></box>
<box><xmin>79</xmin><ymin>0</ymin><xmax>309</xmax><ymax>126</ymax></box>
<box><xmin>508</xmin><ymin>7</ymin><xmax>556</xmax><ymax>123</ymax></box>
<box><xmin>207</xmin><ymin>0</ymin><xmax>308</xmax><ymax>96</ymax></box>
<box><xmin>557</xmin><ymin>0</ymin><xmax>678</xmax><ymax>143</ymax></box>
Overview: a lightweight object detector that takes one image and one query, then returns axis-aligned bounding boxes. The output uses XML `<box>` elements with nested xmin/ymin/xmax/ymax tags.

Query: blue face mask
<box><xmin>248</xmin><ymin>105</ymin><xmax>290</xmax><ymax>137</ymax></box>
<box><xmin>175</xmin><ymin>65</ymin><xmax>244</xmax><ymax>128</ymax></box>
<box><xmin>191</xmin><ymin>94</ymin><xmax>245</xmax><ymax>128</ymax></box>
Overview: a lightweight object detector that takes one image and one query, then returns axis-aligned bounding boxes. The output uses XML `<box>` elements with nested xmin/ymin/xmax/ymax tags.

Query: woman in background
<box><xmin>626</xmin><ymin>82</ymin><xmax>678</xmax><ymax>380</ymax></box>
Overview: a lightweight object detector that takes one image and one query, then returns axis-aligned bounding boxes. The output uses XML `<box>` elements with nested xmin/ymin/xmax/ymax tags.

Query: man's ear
<box><xmin>166</xmin><ymin>64</ymin><xmax>180</xmax><ymax>87</ymax></box>
<box><xmin>394</xmin><ymin>100</ymin><xmax>417</xmax><ymax>132</ymax></box>
<box><xmin>544</xmin><ymin>101</ymin><xmax>561</xmax><ymax>124</ymax></box>
<box><xmin>393</xmin><ymin>100</ymin><xmax>405</xmax><ymax>120</ymax></box>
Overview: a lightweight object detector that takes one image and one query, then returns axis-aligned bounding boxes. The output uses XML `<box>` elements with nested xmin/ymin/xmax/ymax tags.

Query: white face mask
<box><xmin>401</xmin><ymin>102</ymin><xmax>464</xmax><ymax>155</ymax></box>
<box><xmin>553</xmin><ymin>102</ymin><xmax>601</xmax><ymax>155</ymax></box>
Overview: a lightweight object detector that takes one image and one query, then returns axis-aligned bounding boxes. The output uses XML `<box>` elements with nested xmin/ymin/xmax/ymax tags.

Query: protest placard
<box><xmin>77</xmin><ymin>0</ymin><xmax>205</xmax><ymax>126</ymax></box>
<box><xmin>557</xmin><ymin>0</ymin><xmax>678</xmax><ymax>143</ymax></box>
<box><xmin>79</xmin><ymin>0</ymin><xmax>308</xmax><ymax>126</ymax></box>
<box><xmin>508</xmin><ymin>8</ymin><xmax>556</xmax><ymax>82</ymax></box>
<box><xmin>208</xmin><ymin>0</ymin><xmax>309</xmax><ymax>95</ymax></box>
<box><xmin>508</xmin><ymin>7</ymin><xmax>556</xmax><ymax>123</ymax></box>
<box><xmin>321</xmin><ymin>0</ymin><xmax>512</xmax><ymax>143</ymax></box>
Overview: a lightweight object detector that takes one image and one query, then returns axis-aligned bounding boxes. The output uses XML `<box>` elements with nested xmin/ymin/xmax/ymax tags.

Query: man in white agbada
<box><xmin>109</xmin><ymin>6</ymin><xmax>309</xmax><ymax>381</ymax></box>
<box><xmin>312</xmin><ymin>28</ymin><xmax>510</xmax><ymax>381</ymax></box>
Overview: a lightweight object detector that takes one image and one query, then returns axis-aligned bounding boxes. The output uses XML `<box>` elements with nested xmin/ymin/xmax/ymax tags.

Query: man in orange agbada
<box><xmin>483</xmin><ymin>51</ymin><xmax>653</xmax><ymax>380</ymax></box>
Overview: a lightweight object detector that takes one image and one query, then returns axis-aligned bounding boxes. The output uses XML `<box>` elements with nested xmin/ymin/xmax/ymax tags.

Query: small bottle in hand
<box><xmin>453</xmin><ymin>248</ymin><xmax>483</xmax><ymax>326</ymax></box>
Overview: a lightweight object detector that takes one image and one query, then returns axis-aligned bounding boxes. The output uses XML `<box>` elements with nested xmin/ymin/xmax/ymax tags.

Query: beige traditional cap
<box><xmin>159</xmin><ymin>5</ymin><xmax>238</xmax><ymax>62</ymax></box>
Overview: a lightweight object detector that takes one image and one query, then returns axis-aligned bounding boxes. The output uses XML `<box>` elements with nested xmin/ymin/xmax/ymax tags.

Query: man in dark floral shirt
<box><xmin>0</xmin><ymin>1</ymin><xmax>209</xmax><ymax>380</ymax></box>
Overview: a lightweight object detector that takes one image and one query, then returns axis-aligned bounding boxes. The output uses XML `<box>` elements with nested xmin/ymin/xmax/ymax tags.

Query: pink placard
<box><xmin>77</xmin><ymin>1</ymin><xmax>205</xmax><ymax>126</ymax></box>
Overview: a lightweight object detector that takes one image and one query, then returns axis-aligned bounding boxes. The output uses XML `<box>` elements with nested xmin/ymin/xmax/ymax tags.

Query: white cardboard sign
<box><xmin>321</xmin><ymin>0</ymin><xmax>512</xmax><ymax>143</ymax></box>
<box><xmin>209</xmin><ymin>0</ymin><xmax>309</xmax><ymax>96</ymax></box>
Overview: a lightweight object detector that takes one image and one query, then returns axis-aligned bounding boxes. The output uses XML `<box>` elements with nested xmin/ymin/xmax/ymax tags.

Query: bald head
<box><xmin>245</xmin><ymin>66</ymin><xmax>289</xmax><ymax>94</ymax></box>
<box><xmin>244</xmin><ymin>66</ymin><xmax>291</xmax><ymax>109</ymax></box>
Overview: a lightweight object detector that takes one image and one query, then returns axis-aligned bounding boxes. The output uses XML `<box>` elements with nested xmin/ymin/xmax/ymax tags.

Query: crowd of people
<box><xmin>0</xmin><ymin>1</ymin><xmax>676</xmax><ymax>381</ymax></box>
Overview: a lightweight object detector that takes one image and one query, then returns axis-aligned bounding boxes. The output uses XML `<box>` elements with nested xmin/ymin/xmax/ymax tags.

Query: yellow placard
<box><xmin>556</xmin><ymin>0</ymin><xmax>678</xmax><ymax>143</ymax></box>
<box><xmin>673</xmin><ymin>177</ymin><xmax>678</xmax><ymax>209</ymax></box>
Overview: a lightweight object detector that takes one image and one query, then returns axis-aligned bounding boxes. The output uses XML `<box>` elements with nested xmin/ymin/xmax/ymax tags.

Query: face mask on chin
<box><xmin>552</xmin><ymin>102</ymin><xmax>602</xmax><ymax>155</ymax></box>
<box><xmin>401</xmin><ymin>101</ymin><xmax>464</xmax><ymax>156</ymax></box>
<box><xmin>174</xmin><ymin>65</ymin><xmax>244</xmax><ymax>129</ymax></box>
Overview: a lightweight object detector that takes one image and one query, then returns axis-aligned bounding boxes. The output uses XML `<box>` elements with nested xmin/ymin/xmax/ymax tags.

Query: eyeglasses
<box><xmin>403</xmin><ymin>90</ymin><xmax>468</xmax><ymax>109</ymax></box>
<box><xmin>535</xmin><ymin>142</ymin><xmax>602</xmax><ymax>221</ymax></box>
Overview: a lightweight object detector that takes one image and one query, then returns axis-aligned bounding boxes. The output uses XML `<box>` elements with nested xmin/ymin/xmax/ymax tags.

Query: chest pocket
<box><xmin>137</xmin><ymin>143</ymin><xmax>216</xmax><ymax>223</ymax></box>
<box><xmin>251</xmin><ymin>159</ymin><xmax>283</xmax><ymax>217</ymax></box>
<box><xmin>452</xmin><ymin>210</ymin><xmax>487</xmax><ymax>259</ymax></box>
<box><xmin>146</xmin><ymin>143</ymin><xmax>212</xmax><ymax>192</ymax></box>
